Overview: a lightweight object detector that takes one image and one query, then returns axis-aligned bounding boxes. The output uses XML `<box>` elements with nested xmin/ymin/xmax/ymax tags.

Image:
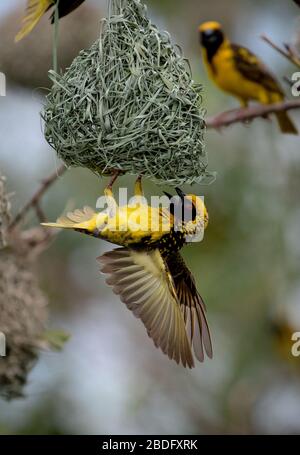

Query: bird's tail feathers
<box><xmin>42</xmin><ymin>206</ymin><xmax>95</xmax><ymax>230</ymax></box>
<box><xmin>15</xmin><ymin>0</ymin><xmax>52</xmax><ymax>42</ymax></box>
<box><xmin>276</xmin><ymin>111</ymin><xmax>298</xmax><ymax>135</ymax></box>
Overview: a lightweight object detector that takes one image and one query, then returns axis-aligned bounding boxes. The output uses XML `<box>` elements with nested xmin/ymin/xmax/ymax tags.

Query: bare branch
<box><xmin>206</xmin><ymin>99</ymin><xmax>300</xmax><ymax>129</ymax></box>
<box><xmin>34</xmin><ymin>202</ymin><xmax>47</xmax><ymax>223</ymax></box>
<box><xmin>261</xmin><ymin>34</ymin><xmax>300</xmax><ymax>68</ymax></box>
<box><xmin>9</xmin><ymin>164</ymin><xmax>67</xmax><ymax>232</ymax></box>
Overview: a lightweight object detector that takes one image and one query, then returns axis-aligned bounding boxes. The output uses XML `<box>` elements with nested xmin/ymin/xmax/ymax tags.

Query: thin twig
<box><xmin>261</xmin><ymin>34</ymin><xmax>300</xmax><ymax>68</ymax></box>
<box><xmin>283</xmin><ymin>75</ymin><xmax>294</xmax><ymax>88</ymax></box>
<box><xmin>9</xmin><ymin>164</ymin><xmax>66</xmax><ymax>232</ymax></box>
<box><xmin>34</xmin><ymin>202</ymin><xmax>47</xmax><ymax>223</ymax></box>
<box><xmin>206</xmin><ymin>99</ymin><xmax>300</xmax><ymax>129</ymax></box>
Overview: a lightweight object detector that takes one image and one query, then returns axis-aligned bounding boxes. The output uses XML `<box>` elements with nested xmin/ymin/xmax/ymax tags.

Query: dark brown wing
<box><xmin>50</xmin><ymin>0</ymin><xmax>85</xmax><ymax>22</ymax></box>
<box><xmin>98</xmin><ymin>247</ymin><xmax>194</xmax><ymax>368</ymax></box>
<box><xmin>166</xmin><ymin>252</ymin><xmax>213</xmax><ymax>362</ymax></box>
<box><xmin>231</xmin><ymin>43</ymin><xmax>284</xmax><ymax>96</ymax></box>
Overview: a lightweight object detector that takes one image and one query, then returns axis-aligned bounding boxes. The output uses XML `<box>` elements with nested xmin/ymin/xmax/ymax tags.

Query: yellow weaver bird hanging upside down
<box><xmin>42</xmin><ymin>177</ymin><xmax>213</xmax><ymax>368</ymax></box>
<box><xmin>15</xmin><ymin>0</ymin><xmax>86</xmax><ymax>42</ymax></box>
<box><xmin>199</xmin><ymin>21</ymin><xmax>298</xmax><ymax>135</ymax></box>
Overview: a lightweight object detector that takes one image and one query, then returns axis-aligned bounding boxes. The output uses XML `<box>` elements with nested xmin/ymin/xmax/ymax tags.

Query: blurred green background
<box><xmin>0</xmin><ymin>0</ymin><xmax>300</xmax><ymax>435</ymax></box>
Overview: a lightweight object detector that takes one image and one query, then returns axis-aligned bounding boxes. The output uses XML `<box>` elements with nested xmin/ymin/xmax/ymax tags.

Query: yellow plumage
<box><xmin>44</xmin><ymin>202</ymin><xmax>171</xmax><ymax>244</ymax></box>
<box><xmin>15</xmin><ymin>0</ymin><xmax>53</xmax><ymax>42</ymax></box>
<box><xmin>199</xmin><ymin>21</ymin><xmax>298</xmax><ymax>134</ymax></box>
<box><xmin>15</xmin><ymin>0</ymin><xmax>85</xmax><ymax>42</ymax></box>
<box><xmin>43</xmin><ymin>186</ymin><xmax>209</xmax><ymax>248</ymax></box>
<box><xmin>43</xmin><ymin>180</ymin><xmax>212</xmax><ymax>368</ymax></box>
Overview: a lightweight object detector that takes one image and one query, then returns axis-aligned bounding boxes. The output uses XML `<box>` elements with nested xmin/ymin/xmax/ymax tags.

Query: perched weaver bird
<box><xmin>15</xmin><ymin>0</ymin><xmax>86</xmax><ymax>42</ymax></box>
<box><xmin>199</xmin><ymin>21</ymin><xmax>298</xmax><ymax>134</ymax></box>
<box><xmin>42</xmin><ymin>178</ymin><xmax>212</xmax><ymax>368</ymax></box>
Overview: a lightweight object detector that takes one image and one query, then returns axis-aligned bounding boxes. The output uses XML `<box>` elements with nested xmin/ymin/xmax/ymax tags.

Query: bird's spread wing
<box><xmin>15</xmin><ymin>0</ymin><xmax>53</xmax><ymax>42</ymax></box>
<box><xmin>231</xmin><ymin>44</ymin><xmax>283</xmax><ymax>96</ymax></box>
<box><xmin>98</xmin><ymin>247</ymin><xmax>194</xmax><ymax>368</ymax></box>
<box><xmin>50</xmin><ymin>0</ymin><xmax>86</xmax><ymax>22</ymax></box>
<box><xmin>166</xmin><ymin>253</ymin><xmax>213</xmax><ymax>362</ymax></box>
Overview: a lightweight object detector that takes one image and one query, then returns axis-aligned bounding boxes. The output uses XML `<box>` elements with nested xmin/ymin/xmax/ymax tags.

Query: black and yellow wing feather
<box><xmin>231</xmin><ymin>44</ymin><xmax>283</xmax><ymax>96</ymax></box>
<box><xmin>98</xmin><ymin>247</ymin><xmax>195</xmax><ymax>368</ymax></box>
<box><xmin>231</xmin><ymin>44</ymin><xmax>297</xmax><ymax>133</ymax></box>
<box><xmin>98</xmin><ymin>247</ymin><xmax>213</xmax><ymax>367</ymax></box>
<box><xmin>166</xmin><ymin>252</ymin><xmax>213</xmax><ymax>362</ymax></box>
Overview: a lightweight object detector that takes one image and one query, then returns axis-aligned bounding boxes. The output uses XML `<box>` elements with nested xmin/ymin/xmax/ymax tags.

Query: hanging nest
<box><xmin>0</xmin><ymin>250</ymin><xmax>48</xmax><ymax>400</ymax></box>
<box><xmin>43</xmin><ymin>0</ymin><xmax>214</xmax><ymax>186</ymax></box>
<box><xmin>0</xmin><ymin>174</ymin><xmax>46</xmax><ymax>399</ymax></box>
<box><xmin>0</xmin><ymin>172</ymin><xmax>68</xmax><ymax>400</ymax></box>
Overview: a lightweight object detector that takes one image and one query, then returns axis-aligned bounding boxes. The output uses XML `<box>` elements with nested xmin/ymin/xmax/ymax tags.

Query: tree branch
<box><xmin>9</xmin><ymin>164</ymin><xmax>66</xmax><ymax>231</ymax></box>
<box><xmin>261</xmin><ymin>34</ymin><xmax>300</xmax><ymax>68</ymax></box>
<box><xmin>206</xmin><ymin>99</ymin><xmax>300</xmax><ymax>130</ymax></box>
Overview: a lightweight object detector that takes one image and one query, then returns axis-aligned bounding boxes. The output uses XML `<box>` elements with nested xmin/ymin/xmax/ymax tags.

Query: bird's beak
<box><xmin>163</xmin><ymin>191</ymin><xmax>173</xmax><ymax>199</ymax></box>
<box><xmin>175</xmin><ymin>188</ymin><xmax>186</xmax><ymax>199</ymax></box>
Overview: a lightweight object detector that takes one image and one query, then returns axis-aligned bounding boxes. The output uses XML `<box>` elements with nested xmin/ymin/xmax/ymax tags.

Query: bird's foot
<box><xmin>104</xmin><ymin>170</ymin><xmax>121</xmax><ymax>198</ymax></box>
<box><xmin>134</xmin><ymin>175</ymin><xmax>144</xmax><ymax>197</ymax></box>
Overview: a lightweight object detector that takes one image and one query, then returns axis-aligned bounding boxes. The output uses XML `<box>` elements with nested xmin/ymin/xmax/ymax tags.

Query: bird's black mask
<box><xmin>200</xmin><ymin>29</ymin><xmax>224</xmax><ymax>62</ymax></box>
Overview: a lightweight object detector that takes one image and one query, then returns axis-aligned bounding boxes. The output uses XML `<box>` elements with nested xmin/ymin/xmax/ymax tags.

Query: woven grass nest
<box><xmin>43</xmin><ymin>0</ymin><xmax>214</xmax><ymax>186</ymax></box>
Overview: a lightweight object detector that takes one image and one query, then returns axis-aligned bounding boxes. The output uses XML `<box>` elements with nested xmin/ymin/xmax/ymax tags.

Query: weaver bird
<box><xmin>15</xmin><ymin>0</ymin><xmax>85</xmax><ymax>42</ymax></box>
<box><xmin>42</xmin><ymin>177</ymin><xmax>212</xmax><ymax>368</ymax></box>
<box><xmin>199</xmin><ymin>21</ymin><xmax>298</xmax><ymax>134</ymax></box>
